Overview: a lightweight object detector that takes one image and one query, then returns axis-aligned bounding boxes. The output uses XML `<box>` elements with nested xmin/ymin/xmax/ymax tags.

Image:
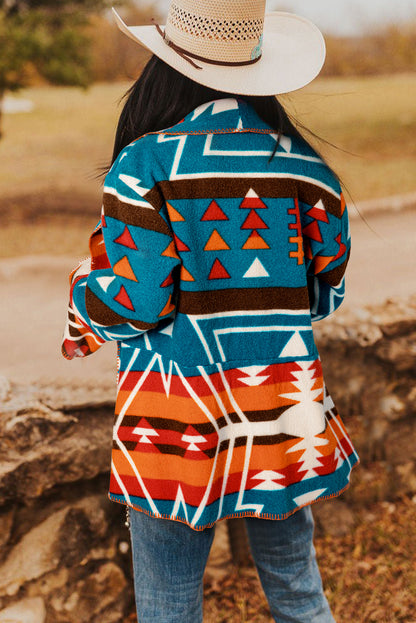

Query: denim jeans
<box><xmin>128</xmin><ymin>506</ymin><xmax>336</xmax><ymax>623</ymax></box>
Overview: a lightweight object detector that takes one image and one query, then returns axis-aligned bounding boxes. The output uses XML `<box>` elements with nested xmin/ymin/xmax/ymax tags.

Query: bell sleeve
<box><xmin>62</xmin><ymin>142</ymin><xmax>180</xmax><ymax>360</ymax></box>
<box><xmin>301</xmin><ymin>187</ymin><xmax>351</xmax><ymax>322</ymax></box>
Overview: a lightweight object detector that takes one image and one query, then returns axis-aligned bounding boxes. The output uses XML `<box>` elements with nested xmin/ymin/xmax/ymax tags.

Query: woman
<box><xmin>62</xmin><ymin>1</ymin><xmax>359</xmax><ymax>621</ymax></box>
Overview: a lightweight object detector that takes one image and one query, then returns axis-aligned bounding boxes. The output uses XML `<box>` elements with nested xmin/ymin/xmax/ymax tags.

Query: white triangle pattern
<box><xmin>279</xmin><ymin>331</ymin><xmax>309</xmax><ymax>357</ymax></box>
<box><xmin>243</xmin><ymin>257</ymin><xmax>269</xmax><ymax>278</ymax></box>
<box><xmin>293</xmin><ymin>488</ymin><xmax>327</xmax><ymax>506</ymax></box>
<box><xmin>97</xmin><ymin>276</ymin><xmax>116</xmax><ymax>293</ymax></box>
<box><xmin>132</xmin><ymin>420</ymin><xmax>159</xmax><ymax>444</ymax></box>
<box><xmin>245</xmin><ymin>188</ymin><xmax>260</xmax><ymax>198</ymax></box>
<box><xmin>251</xmin><ymin>470</ymin><xmax>285</xmax><ymax>491</ymax></box>
<box><xmin>237</xmin><ymin>365</ymin><xmax>270</xmax><ymax>386</ymax></box>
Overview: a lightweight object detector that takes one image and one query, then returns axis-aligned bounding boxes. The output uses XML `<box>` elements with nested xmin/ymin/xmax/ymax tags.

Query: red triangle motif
<box><xmin>173</xmin><ymin>233</ymin><xmax>190</xmax><ymax>252</ymax></box>
<box><xmin>240</xmin><ymin>189</ymin><xmax>268</xmax><ymax>209</ymax></box>
<box><xmin>114</xmin><ymin>285</ymin><xmax>135</xmax><ymax>311</ymax></box>
<box><xmin>201</xmin><ymin>200</ymin><xmax>229</xmax><ymax>221</ymax></box>
<box><xmin>241</xmin><ymin>210</ymin><xmax>269</xmax><ymax>230</ymax></box>
<box><xmin>303</xmin><ymin>221</ymin><xmax>323</xmax><ymax>243</ymax></box>
<box><xmin>114</xmin><ymin>226</ymin><xmax>138</xmax><ymax>250</ymax></box>
<box><xmin>101</xmin><ymin>213</ymin><xmax>107</xmax><ymax>228</ymax></box>
<box><xmin>306</xmin><ymin>205</ymin><xmax>329</xmax><ymax>223</ymax></box>
<box><xmin>160</xmin><ymin>271</ymin><xmax>174</xmax><ymax>287</ymax></box>
<box><xmin>208</xmin><ymin>258</ymin><xmax>231</xmax><ymax>280</ymax></box>
<box><xmin>334</xmin><ymin>233</ymin><xmax>347</xmax><ymax>261</ymax></box>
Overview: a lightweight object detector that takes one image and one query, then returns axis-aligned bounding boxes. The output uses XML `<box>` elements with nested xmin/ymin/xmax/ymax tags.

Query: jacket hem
<box><xmin>108</xmin><ymin>457</ymin><xmax>360</xmax><ymax>532</ymax></box>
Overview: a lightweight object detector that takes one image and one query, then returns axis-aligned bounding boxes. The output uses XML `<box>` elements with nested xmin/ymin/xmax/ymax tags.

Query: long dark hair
<box><xmin>109</xmin><ymin>55</ymin><xmax>328</xmax><ymax>170</ymax></box>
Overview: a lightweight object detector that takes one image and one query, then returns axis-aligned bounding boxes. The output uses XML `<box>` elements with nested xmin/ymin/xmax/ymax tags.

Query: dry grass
<box><xmin>1</xmin><ymin>74</ymin><xmax>415</xmax><ymax>258</ymax></box>
<box><xmin>282</xmin><ymin>74</ymin><xmax>416</xmax><ymax>201</ymax></box>
<box><xmin>123</xmin><ymin>495</ymin><xmax>416</xmax><ymax>623</ymax></box>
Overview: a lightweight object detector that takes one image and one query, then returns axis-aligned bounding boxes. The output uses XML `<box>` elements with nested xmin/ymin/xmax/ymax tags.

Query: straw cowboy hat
<box><xmin>112</xmin><ymin>0</ymin><xmax>326</xmax><ymax>96</ymax></box>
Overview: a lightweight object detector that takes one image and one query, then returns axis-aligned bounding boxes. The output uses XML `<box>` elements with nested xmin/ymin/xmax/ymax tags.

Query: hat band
<box><xmin>154</xmin><ymin>23</ymin><xmax>262</xmax><ymax>70</ymax></box>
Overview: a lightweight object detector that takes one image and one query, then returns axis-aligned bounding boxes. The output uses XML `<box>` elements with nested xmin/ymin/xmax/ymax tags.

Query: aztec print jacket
<box><xmin>63</xmin><ymin>97</ymin><xmax>359</xmax><ymax>530</ymax></box>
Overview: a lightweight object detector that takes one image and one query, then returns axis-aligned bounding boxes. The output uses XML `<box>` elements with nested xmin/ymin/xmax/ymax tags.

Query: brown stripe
<box><xmin>318</xmin><ymin>256</ymin><xmax>349</xmax><ymax>286</ymax></box>
<box><xmin>114</xmin><ymin>440</ymin><xmax>137</xmax><ymax>451</ymax></box>
<box><xmin>253</xmin><ymin>433</ymin><xmax>297</xmax><ymax>445</ymax></box>
<box><xmin>178</xmin><ymin>286</ymin><xmax>310</xmax><ymax>315</ymax></box>
<box><xmin>121</xmin><ymin>416</ymin><xmax>216</xmax><ymax>436</ymax></box>
<box><xmin>85</xmin><ymin>287</ymin><xmax>157</xmax><ymax>331</ymax></box>
<box><xmin>298</xmin><ymin>183</ymin><xmax>342</xmax><ymax>219</ymax></box>
<box><xmin>146</xmin><ymin>179</ymin><xmax>341</xmax><ymax>218</ymax></box>
<box><xmin>68</xmin><ymin>324</ymin><xmax>83</xmax><ymax>338</ymax></box>
<box><xmin>145</xmin><ymin>179</ymin><xmax>296</xmax><ymax>211</ymax></box>
<box><xmin>240</xmin><ymin>405</ymin><xmax>292</xmax><ymax>422</ymax></box>
<box><xmin>104</xmin><ymin>193</ymin><xmax>172</xmax><ymax>236</ymax></box>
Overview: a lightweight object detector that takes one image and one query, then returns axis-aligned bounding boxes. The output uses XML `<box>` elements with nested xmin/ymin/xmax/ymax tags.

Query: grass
<box><xmin>124</xmin><ymin>495</ymin><xmax>416</xmax><ymax>623</ymax></box>
<box><xmin>0</xmin><ymin>74</ymin><xmax>415</xmax><ymax>257</ymax></box>
<box><xmin>282</xmin><ymin>74</ymin><xmax>416</xmax><ymax>200</ymax></box>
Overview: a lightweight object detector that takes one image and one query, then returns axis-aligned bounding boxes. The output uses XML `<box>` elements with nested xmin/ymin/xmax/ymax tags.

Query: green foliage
<box><xmin>0</xmin><ymin>11</ymin><xmax>38</xmax><ymax>93</ymax></box>
<box><xmin>0</xmin><ymin>0</ymin><xmax>116</xmax><ymax>135</ymax></box>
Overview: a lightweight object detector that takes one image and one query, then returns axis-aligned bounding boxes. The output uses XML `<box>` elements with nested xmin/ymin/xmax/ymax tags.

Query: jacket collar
<box><xmin>167</xmin><ymin>97</ymin><xmax>274</xmax><ymax>135</ymax></box>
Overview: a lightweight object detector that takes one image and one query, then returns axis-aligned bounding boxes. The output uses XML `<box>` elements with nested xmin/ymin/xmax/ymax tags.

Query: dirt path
<box><xmin>1</xmin><ymin>209</ymin><xmax>415</xmax><ymax>387</ymax></box>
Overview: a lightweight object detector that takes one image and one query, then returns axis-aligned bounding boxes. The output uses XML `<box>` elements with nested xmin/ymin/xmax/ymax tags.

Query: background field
<box><xmin>1</xmin><ymin>73</ymin><xmax>415</xmax><ymax>257</ymax></box>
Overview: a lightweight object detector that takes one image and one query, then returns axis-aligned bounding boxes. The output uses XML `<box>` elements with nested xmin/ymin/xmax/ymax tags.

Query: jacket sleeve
<box><xmin>300</xmin><ymin>187</ymin><xmax>351</xmax><ymax>322</ymax></box>
<box><xmin>62</xmin><ymin>142</ymin><xmax>180</xmax><ymax>360</ymax></box>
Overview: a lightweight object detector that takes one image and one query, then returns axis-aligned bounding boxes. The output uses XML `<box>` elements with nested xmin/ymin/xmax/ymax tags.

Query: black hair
<box><xmin>109</xmin><ymin>55</ymin><xmax>330</xmax><ymax>170</ymax></box>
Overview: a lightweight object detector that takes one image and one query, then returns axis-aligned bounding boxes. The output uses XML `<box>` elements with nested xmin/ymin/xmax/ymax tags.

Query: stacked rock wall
<box><xmin>0</xmin><ymin>295</ymin><xmax>415</xmax><ymax>622</ymax></box>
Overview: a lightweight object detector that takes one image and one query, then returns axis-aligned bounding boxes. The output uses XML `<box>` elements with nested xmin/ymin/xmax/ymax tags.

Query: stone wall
<box><xmin>0</xmin><ymin>383</ymin><xmax>133</xmax><ymax>623</ymax></box>
<box><xmin>0</xmin><ymin>295</ymin><xmax>415</xmax><ymax>622</ymax></box>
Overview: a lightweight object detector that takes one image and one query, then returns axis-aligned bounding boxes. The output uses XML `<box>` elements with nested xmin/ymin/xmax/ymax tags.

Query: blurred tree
<box><xmin>0</xmin><ymin>0</ymin><xmax>113</xmax><ymax>137</ymax></box>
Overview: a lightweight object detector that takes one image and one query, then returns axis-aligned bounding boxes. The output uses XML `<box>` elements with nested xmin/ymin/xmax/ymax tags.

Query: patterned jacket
<box><xmin>63</xmin><ymin>97</ymin><xmax>359</xmax><ymax>530</ymax></box>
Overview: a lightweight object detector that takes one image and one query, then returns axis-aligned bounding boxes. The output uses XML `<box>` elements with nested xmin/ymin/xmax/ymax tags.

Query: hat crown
<box><xmin>165</xmin><ymin>0</ymin><xmax>266</xmax><ymax>64</ymax></box>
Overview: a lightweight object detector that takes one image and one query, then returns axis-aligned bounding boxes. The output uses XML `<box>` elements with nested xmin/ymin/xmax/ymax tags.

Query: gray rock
<box><xmin>0</xmin><ymin>401</ymin><xmax>113</xmax><ymax>504</ymax></box>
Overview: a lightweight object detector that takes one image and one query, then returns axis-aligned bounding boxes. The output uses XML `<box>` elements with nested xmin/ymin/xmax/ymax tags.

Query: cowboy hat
<box><xmin>112</xmin><ymin>0</ymin><xmax>326</xmax><ymax>95</ymax></box>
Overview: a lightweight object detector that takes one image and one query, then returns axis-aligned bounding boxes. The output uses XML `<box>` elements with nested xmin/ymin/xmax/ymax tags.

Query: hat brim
<box><xmin>112</xmin><ymin>8</ymin><xmax>325</xmax><ymax>96</ymax></box>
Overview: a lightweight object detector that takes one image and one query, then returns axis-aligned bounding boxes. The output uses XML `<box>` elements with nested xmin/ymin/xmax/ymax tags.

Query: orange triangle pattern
<box><xmin>166</xmin><ymin>202</ymin><xmax>185</xmax><ymax>222</ymax></box>
<box><xmin>159</xmin><ymin>294</ymin><xmax>175</xmax><ymax>317</ymax></box>
<box><xmin>208</xmin><ymin>258</ymin><xmax>231</xmax><ymax>280</ymax></box>
<box><xmin>242</xmin><ymin>231</ymin><xmax>270</xmax><ymax>250</ymax></box>
<box><xmin>113</xmin><ymin>256</ymin><xmax>138</xmax><ymax>282</ymax></box>
<box><xmin>161</xmin><ymin>241</ymin><xmax>180</xmax><ymax>259</ymax></box>
<box><xmin>204</xmin><ymin>229</ymin><xmax>230</xmax><ymax>251</ymax></box>
<box><xmin>314</xmin><ymin>255</ymin><xmax>333</xmax><ymax>274</ymax></box>
<box><xmin>340</xmin><ymin>192</ymin><xmax>346</xmax><ymax>216</ymax></box>
<box><xmin>201</xmin><ymin>200</ymin><xmax>229</xmax><ymax>221</ymax></box>
<box><xmin>181</xmin><ymin>266</ymin><xmax>195</xmax><ymax>282</ymax></box>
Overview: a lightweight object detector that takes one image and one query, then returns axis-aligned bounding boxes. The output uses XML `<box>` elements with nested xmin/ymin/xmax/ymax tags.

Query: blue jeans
<box><xmin>129</xmin><ymin>506</ymin><xmax>335</xmax><ymax>623</ymax></box>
